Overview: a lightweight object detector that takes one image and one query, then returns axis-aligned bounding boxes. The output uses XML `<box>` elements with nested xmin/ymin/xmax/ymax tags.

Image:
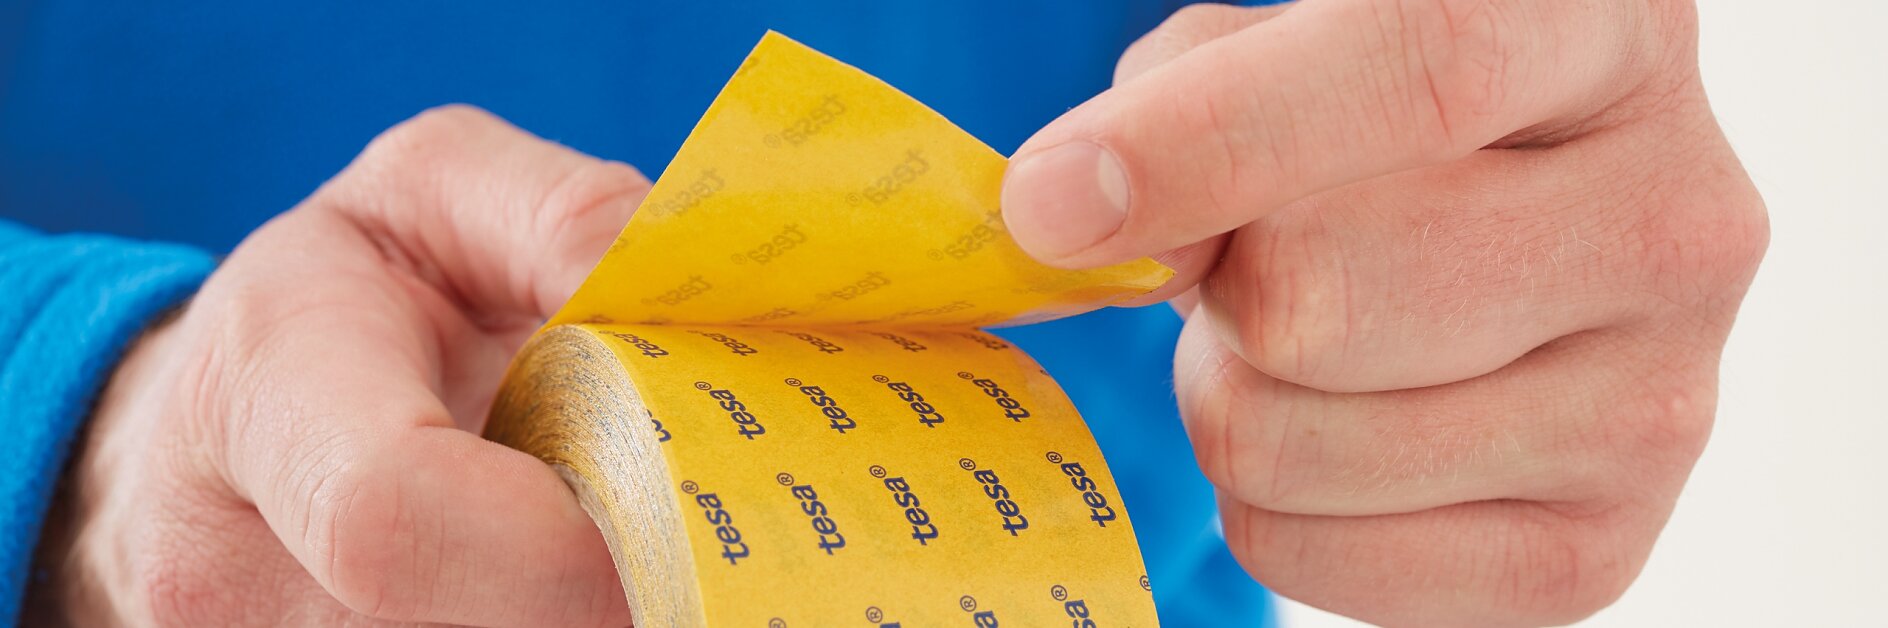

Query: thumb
<box><xmin>1099</xmin><ymin>3</ymin><xmax>1294</xmax><ymax>306</ymax></box>
<box><xmin>1001</xmin><ymin>0</ymin><xmax>1646</xmax><ymax>270</ymax></box>
<box><xmin>317</xmin><ymin>105</ymin><xmax>652</xmax><ymax>321</ymax></box>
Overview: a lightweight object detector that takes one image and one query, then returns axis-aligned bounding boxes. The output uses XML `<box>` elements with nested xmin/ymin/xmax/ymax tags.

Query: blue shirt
<box><xmin>0</xmin><ymin>2</ymin><xmax>1275</xmax><ymax>624</ymax></box>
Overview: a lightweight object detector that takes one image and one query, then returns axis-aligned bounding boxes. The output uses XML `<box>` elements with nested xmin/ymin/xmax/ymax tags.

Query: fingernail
<box><xmin>1002</xmin><ymin>141</ymin><xmax>1130</xmax><ymax>262</ymax></box>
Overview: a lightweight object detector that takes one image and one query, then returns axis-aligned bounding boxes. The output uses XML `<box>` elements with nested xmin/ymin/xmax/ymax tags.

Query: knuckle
<box><xmin>1215</xmin><ymin>220</ymin><xmax>1360</xmax><ymax>387</ymax></box>
<box><xmin>316</xmin><ymin>104</ymin><xmax>533</xmax><ymax>218</ymax></box>
<box><xmin>1490</xmin><ymin>518</ymin><xmax>1639</xmax><ymax>625</ymax></box>
<box><xmin>1174</xmin><ymin>330</ymin><xmax>1241</xmax><ymax>492</ymax></box>
<box><xmin>1606</xmin><ymin>374</ymin><xmax>1716</xmax><ymax>471</ymax></box>
<box><xmin>1190</xmin><ymin>87</ymin><xmax>1263</xmax><ymax>219</ymax></box>
<box><xmin>1639</xmin><ymin>387</ymin><xmax>1715</xmax><ymax>465</ymax></box>
<box><xmin>304</xmin><ymin>457</ymin><xmax>430</xmax><ymax>620</ymax></box>
<box><xmin>1717</xmin><ymin>199</ymin><xmax>1772</xmax><ymax>283</ymax></box>
<box><xmin>534</xmin><ymin>159</ymin><xmax>650</xmax><ymax>245</ymax></box>
<box><xmin>1166</xmin><ymin>1</ymin><xmax>1241</xmax><ymax>29</ymax></box>
<box><xmin>353</xmin><ymin>104</ymin><xmax>505</xmax><ymax>174</ymax></box>
<box><xmin>203</xmin><ymin>269</ymin><xmax>282</xmax><ymax>347</ymax></box>
<box><xmin>1114</xmin><ymin>31</ymin><xmax>1175</xmax><ymax>84</ymax></box>
<box><xmin>1632</xmin><ymin>163</ymin><xmax>1770</xmax><ymax>307</ymax></box>
<box><xmin>1182</xmin><ymin>364</ymin><xmax>1295</xmax><ymax>510</ymax></box>
<box><xmin>1217</xmin><ymin>503</ymin><xmax>1315</xmax><ymax>594</ymax></box>
<box><xmin>1148</xmin><ymin>2</ymin><xmax>1248</xmax><ymax>49</ymax></box>
<box><xmin>184</xmin><ymin>268</ymin><xmax>294</xmax><ymax>435</ymax></box>
<box><xmin>1174</xmin><ymin>329</ymin><xmax>1324</xmax><ymax>513</ymax></box>
<box><xmin>1121</xmin><ymin>2</ymin><xmax>1284</xmax><ymax>91</ymax></box>
<box><xmin>1390</xmin><ymin>0</ymin><xmax>1520</xmax><ymax>153</ymax></box>
<box><xmin>377</xmin><ymin>104</ymin><xmax>502</xmax><ymax>151</ymax></box>
<box><xmin>1694</xmin><ymin>198</ymin><xmax>1770</xmax><ymax>294</ymax></box>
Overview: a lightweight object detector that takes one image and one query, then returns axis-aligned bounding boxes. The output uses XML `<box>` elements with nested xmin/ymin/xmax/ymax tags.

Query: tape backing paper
<box><xmin>487</xmin><ymin>32</ymin><xmax>1169</xmax><ymax>627</ymax></box>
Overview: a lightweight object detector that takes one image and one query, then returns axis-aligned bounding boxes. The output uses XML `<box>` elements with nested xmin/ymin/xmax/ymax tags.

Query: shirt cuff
<box><xmin>0</xmin><ymin>227</ymin><xmax>215</xmax><ymax>621</ymax></box>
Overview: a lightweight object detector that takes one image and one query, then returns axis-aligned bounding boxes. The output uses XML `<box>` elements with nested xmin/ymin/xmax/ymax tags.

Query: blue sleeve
<box><xmin>0</xmin><ymin>220</ymin><xmax>215</xmax><ymax>622</ymax></box>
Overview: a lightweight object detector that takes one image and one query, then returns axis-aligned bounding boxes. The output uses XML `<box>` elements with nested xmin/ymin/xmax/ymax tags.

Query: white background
<box><xmin>1281</xmin><ymin>1</ymin><xmax>1888</xmax><ymax>626</ymax></box>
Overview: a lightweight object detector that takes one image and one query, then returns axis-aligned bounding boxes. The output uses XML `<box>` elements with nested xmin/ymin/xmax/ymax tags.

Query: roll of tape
<box><xmin>487</xmin><ymin>33</ymin><xmax>1168</xmax><ymax>627</ymax></box>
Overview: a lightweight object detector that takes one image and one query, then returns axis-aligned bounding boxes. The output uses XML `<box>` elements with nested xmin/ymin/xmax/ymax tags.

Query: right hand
<box><xmin>1001</xmin><ymin>1</ymin><xmax>1766</xmax><ymax>625</ymax></box>
<box><xmin>46</xmin><ymin>106</ymin><xmax>649</xmax><ymax>626</ymax></box>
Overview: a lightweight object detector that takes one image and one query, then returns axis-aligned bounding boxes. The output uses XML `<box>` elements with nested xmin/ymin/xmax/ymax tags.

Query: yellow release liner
<box><xmin>488</xmin><ymin>32</ymin><xmax>1169</xmax><ymax>626</ymax></box>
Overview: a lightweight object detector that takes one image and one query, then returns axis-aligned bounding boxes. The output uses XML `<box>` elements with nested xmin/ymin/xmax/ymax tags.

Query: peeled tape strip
<box><xmin>487</xmin><ymin>32</ymin><xmax>1168</xmax><ymax>627</ymax></box>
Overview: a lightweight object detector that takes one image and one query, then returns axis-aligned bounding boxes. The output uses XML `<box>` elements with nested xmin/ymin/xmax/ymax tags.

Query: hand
<box><xmin>49</xmin><ymin>107</ymin><xmax>648</xmax><ymax>626</ymax></box>
<box><xmin>1001</xmin><ymin>1</ymin><xmax>1767</xmax><ymax>625</ymax></box>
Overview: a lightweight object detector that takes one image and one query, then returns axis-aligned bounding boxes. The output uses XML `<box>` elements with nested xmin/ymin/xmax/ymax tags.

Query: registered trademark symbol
<box><xmin>956</xmin><ymin>371</ymin><xmax>973</xmax><ymax>379</ymax></box>
<box><xmin>1050</xmin><ymin>584</ymin><xmax>1068</xmax><ymax>601</ymax></box>
<box><xmin>864</xmin><ymin>606</ymin><xmax>883</xmax><ymax>623</ymax></box>
<box><xmin>958</xmin><ymin>595</ymin><xmax>977</xmax><ymax>612</ymax></box>
<box><xmin>958</xmin><ymin>458</ymin><xmax>976</xmax><ymax>471</ymax></box>
<box><xmin>1046</xmin><ymin>451</ymin><xmax>1064</xmax><ymax>464</ymax></box>
<box><xmin>868</xmin><ymin>465</ymin><xmax>887</xmax><ymax>479</ymax></box>
<box><xmin>679</xmin><ymin>480</ymin><xmax>699</xmax><ymax>494</ymax></box>
<box><xmin>1139</xmin><ymin>574</ymin><xmax>1152</xmax><ymax>591</ymax></box>
<box><xmin>784</xmin><ymin>377</ymin><xmax>802</xmax><ymax>387</ymax></box>
<box><xmin>872</xmin><ymin>374</ymin><xmax>890</xmax><ymax>383</ymax></box>
<box><xmin>694</xmin><ymin>381</ymin><xmax>711</xmax><ymax>390</ymax></box>
<box><xmin>768</xmin><ymin>618</ymin><xmax>786</xmax><ymax>628</ymax></box>
<box><xmin>776</xmin><ymin>472</ymin><xmax>795</xmax><ymax>486</ymax></box>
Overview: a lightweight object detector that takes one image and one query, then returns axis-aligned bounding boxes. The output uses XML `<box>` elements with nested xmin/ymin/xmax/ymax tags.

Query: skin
<box><xmin>1000</xmin><ymin>0</ymin><xmax>1767</xmax><ymax>626</ymax></box>
<box><xmin>52</xmin><ymin>107</ymin><xmax>647</xmax><ymax>626</ymax></box>
<box><xmin>50</xmin><ymin>1</ymin><xmax>1766</xmax><ymax>626</ymax></box>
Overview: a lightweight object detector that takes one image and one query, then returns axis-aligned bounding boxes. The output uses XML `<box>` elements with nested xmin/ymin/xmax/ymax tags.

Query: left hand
<box><xmin>1001</xmin><ymin>1</ymin><xmax>1768</xmax><ymax>625</ymax></box>
<box><xmin>50</xmin><ymin>107</ymin><xmax>645</xmax><ymax>627</ymax></box>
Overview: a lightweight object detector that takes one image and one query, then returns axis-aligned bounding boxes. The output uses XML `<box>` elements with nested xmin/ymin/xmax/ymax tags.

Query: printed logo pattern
<box><xmin>531</xmin><ymin>32</ymin><xmax>1165</xmax><ymax>627</ymax></box>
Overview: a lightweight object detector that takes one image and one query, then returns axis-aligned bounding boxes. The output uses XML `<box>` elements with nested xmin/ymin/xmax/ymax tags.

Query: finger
<box><xmin>156</xmin><ymin>505</ymin><xmax>411</xmax><ymax>626</ymax></box>
<box><xmin>1221</xmin><ymin>494</ymin><xmax>1672</xmax><ymax>626</ymax></box>
<box><xmin>318</xmin><ymin>104</ymin><xmax>651</xmax><ymax>423</ymax></box>
<box><xmin>207</xmin><ymin>263</ymin><xmax>629</xmax><ymax>626</ymax></box>
<box><xmin>1173</xmin><ymin>307</ymin><xmax>1717</xmax><ymax>517</ymax></box>
<box><xmin>316</xmin><ymin>105</ymin><xmax>652</xmax><ymax>321</ymax></box>
<box><xmin>1110</xmin><ymin>4</ymin><xmax>1289</xmax><ymax>308</ymax></box>
<box><xmin>1114</xmin><ymin>3</ymin><xmax>1293</xmax><ymax>86</ymax></box>
<box><xmin>314</xmin><ymin>427</ymin><xmax>631</xmax><ymax>626</ymax></box>
<box><xmin>1002</xmin><ymin>0</ymin><xmax>1660</xmax><ymax>268</ymax></box>
<box><xmin>1194</xmin><ymin>144</ymin><xmax>1650</xmax><ymax>392</ymax></box>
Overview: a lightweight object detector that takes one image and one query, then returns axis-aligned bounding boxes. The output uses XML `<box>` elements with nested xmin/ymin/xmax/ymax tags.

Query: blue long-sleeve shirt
<box><xmin>0</xmin><ymin>2</ymin><xmax>1277</xmax><ymax>624</ymax></box>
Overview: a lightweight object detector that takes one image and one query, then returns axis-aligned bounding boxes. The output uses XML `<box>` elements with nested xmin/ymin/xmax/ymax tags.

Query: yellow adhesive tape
<box><xmin>487</xmin><ymin>32</ymin><xmax>1169</xmax><ymax>627</ymax></box>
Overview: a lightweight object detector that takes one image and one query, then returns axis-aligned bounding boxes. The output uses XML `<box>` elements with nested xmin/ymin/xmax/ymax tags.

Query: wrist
<box><xmin>32</xmin><ymin>311</ymin><xmax>189</xmax><ymax>627</ymax></box>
